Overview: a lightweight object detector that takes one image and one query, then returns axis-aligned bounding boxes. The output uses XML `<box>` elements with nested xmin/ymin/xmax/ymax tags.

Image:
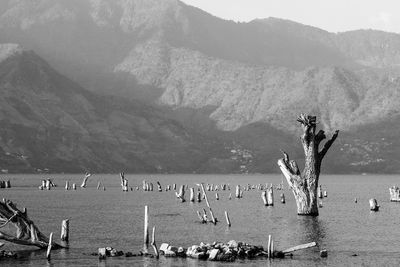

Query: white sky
<box><xmin>180</xmin><ymin>0</ymin><xmax>400</xmax><ymax>34</ymax></box>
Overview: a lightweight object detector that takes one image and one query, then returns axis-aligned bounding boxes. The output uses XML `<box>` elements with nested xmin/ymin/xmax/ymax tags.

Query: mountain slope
<box><xmin>0</xmin><ymin>44</ymin><xmax>233</xmax><ymax>173</ymax></box>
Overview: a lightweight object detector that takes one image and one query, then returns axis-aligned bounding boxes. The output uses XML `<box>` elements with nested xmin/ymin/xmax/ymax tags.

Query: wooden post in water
<box><xmin>197</xmin><ymin>191</ymin><xmax>201</xmax><ymax>202</ymax></box>
<box><xmin>61</xmin><ymin>219</ymin><xmax>69</xmax><ymax>242</ymax></box>
<box><xmin>176</xmin><ymin>185</ymin><xmax>186</xmax><ymax>202</ymax></box>
<box><xmin>197</xmin><ymin>210</ymin><xmax>206</xmax><ymax>223</ymax></box>
<box><xmin>215</xmin><ymin>192</ymin><xmax>219</xmax><ymax>200</ymax></box>
<box><xmin>224</xmin><ymin>211</ymin><xmax>231</xmax><ymax>227</ymax></box>
<box><xmin>369</xmin><ymin>198</ymin><xmax>379</xmax><ymax>211</ymax></box>
<box><xmin>266</xmin><ymin>186</ymin><xmax>274</xmax><ymax>206</ymax></box>
<box><xmin>65</xmin><ymin>181</ymin><xmax>69</xmax><ymax>190</ymax></box>
<box><xmin>151</xmin><ymin>226</ymin><xmax>159</xmax><ymax>259</ymax></box>
<box><xmin>267</xmin><ymin>235</ymin><xmax>271</xmax><ymax>259</ymax></box>
<box><xmin>46</xmin><ymin>232</ymin><xmax>53</xmax><ymax>260</ymax></box>
<box><xmin>157</xmin><ymin>181</ymin><xmax>162</xmax><ymax>192</ymax></box>
<box><xmin>261</xmin><ymin>191</ymin><xmax>267</xmax><ymax>206</ymax></box>
<box><xmin>80</xmin><ymin>173</ymin><xmax>91</xmax><ymax>188</ymax></box>
<box><xmin>45</xmin><ymin>179</ymin><xmax>51</xmax><ymax>190</ymax></box>
<box><xmin>97</xmin><ymin>181</ymin><xmax>101</xmax><ymax>190</ymax></box>
<box><xmin>143</xmin><ymin>206</ymin><xmax>149</xmax><ymax>254</ymax></box>
<box><xmin>173</xmin><ymin>184</ymin><xmax>176</xmax><ymax>190</ymax></box>
<box><xmin>72</xmin><ymin>183</ymin><xmax>76</xmax><ymax>190</ymax></box>
<box><xmin>189</xmin><ymin>188</ymin><xmax>195</xmax><ymax>202</ymax></box>
<box><xmin>235</xmin><ymin>185</ymin><xmax>240</xmax><ymax>198</ymax></box>
<box><xmin>281</xmin><ymin>193</ymin><xmax>286</xmax><ymax>203</ymax></box>
<box><xmin>200</xmin><ymin>183</ymin><xmax>216</xmax><ymax>224</ymax></box>
<box><xmin>323</xmin><ymin>191</ymin><xmax>327</xmax><ymax>197</ymax></box>
<box><xmin>318</xmin><ymin>185</ymin><xmax>323</xmax><ymax>199</ymax></box>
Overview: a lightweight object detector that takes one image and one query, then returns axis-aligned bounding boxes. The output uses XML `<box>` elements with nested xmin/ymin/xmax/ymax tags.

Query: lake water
<box><xmin>0</xmin><ymin>174</ymin><xmax>400</xmax><ymax>266</ymax></box>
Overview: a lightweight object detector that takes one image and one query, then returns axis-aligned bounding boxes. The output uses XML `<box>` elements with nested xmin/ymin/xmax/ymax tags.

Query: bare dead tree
<box><xmin>277</xmin><ymin>114</ymin><xmax>339</xmax><ymax>216</ymax></box>
<box><xmin>0</xmin><ymin>199</ymin><xmax>65</xmax><ymax>249</ymax></box>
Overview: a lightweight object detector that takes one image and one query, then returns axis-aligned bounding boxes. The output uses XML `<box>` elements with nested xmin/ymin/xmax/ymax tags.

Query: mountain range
<box><xmin>0</xmin><ymin>0</ymin><xmax>400</xmax><ymax>173</ymax></box>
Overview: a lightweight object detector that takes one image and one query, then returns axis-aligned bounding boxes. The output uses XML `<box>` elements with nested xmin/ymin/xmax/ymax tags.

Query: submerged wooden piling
<box><xmin>197</xmin><ymin>210</ymin><xmax>206</xmax><ymax>223</ymax></box>
<box><xmin>369</xmin><ymin>198</ymin><xmax>379</xmax><ymax>211</ymax></box>
<box><xmin>61</xmin><ymin>219</ymin><xmax>69</xmax><ymax>242</ymax></box>
<box><xmin>190</xmin><ymin>188</ymin><xmax>195</xmax><ymax>202</ymax></box>
<box><xmin>46</xmin><ymin>232</ymin><xmax>53</xmax><ymax>260</ymax></box>
<box><xmin>280</xmin><ymin>193</ymin><xmax>286</xmax><ymax>203</ymax></box>
<box><xmin>200</xmin><ymin>183</ymin><xmax>216</xmax><ymax>224</ymax></box>
<box><xmin>143</xmin><ymin>206</ymin><xmax>149</xmax><ymax>254</ymax></box>
<box><xmin>261</xmin><ymin>191</ymin><xmax>267</xmax><ymax>206</ymax></box>
<box><xmin>235</xmin><ymin>185</ymin><xmax>240</xmax><ymax>198</ymax></box>
<box><xmin>266</xmin><ymin>187</ymin><xmax>274</xmax><ymax>206</ymax></box>
<box><xmin>65</xmin><ymin>181</ymin><xmax>69</xmax><ymax>190</ymax></box>
<box><xmin>72</xmin><ymin>183</ymin><xmax>76</xmax><ymax>190</ymax></box>
<box><xmin>151</xmin><ymin>226</ymin><xmax>159</xmax><ymax>259</ymax></box>
<box><xmin>224</xmin><ymin>211</ymin><xmax>231</xmax><ymax>227</ymax></box>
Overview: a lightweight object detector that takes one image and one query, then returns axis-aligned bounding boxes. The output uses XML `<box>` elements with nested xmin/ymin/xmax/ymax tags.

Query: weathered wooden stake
<box><xmin>267</xmin><ymin>235</ymin><xmax>271</xmax><ymax>259</ymax></box>
<box><xmin>190</xmin><ymin>188</ymin><xmax>195</xmax><ymax>202</ymax></box>
<box><xmin>157</xmin><ymin>181</ymin><xmax>162</xmax><ymax>192</ymax></box>
<box><xmin>229</xmin><ymin>193</ymin><xmax>232</xmax><ymax>200</ymax></box>
<box><xmin>215</xmin><ymin>192</ymin><xmax>219</xmax><ymax>200</ymax></box>
<box><xmin>318</xmin><ymin>185</ymin><xmax>323</xmax><ymax>199</ymax></box>
<box><xmin>197</xmin><ymin>210</ymin><xmax>206</xmax><ymax>223</ymax></box>
<box><xmin>266</xmin><ymin>187</ymin><xmax>274</xmax><ymax>206</ymax></box>
<box><xmin>369</xmin><ymin>198</ymin><xmax>379</xmax><ymax>211</ymax></box>
<box><xmin>97</xmin><ymin>181</ymin><xmax>101</xmax><ymax>190</ymax></box>
<box><xmin>235</xmin><ymin>185</ymin><xmax>240</xmax><ymax>198</ymax></box>
<box><xmin>200</xmin><ymin>183</ymin><xmax>216</xmax><ymax>224</ymax></box>
<box><xmin>46</xmin><ymin>232</ymin><xmax>53</xmax><ymax>260</ymax></box>
<box><xmin>197</xmin><ymin>191</ymin><xmax>201</xmax><ymax>202</ymax></box>
<box><xmin>224</xmin><ymin>211</ymin><xmax>231</xmax><ymax>227</ymax></box>
<box><xmin>324</xmin><ymin>190</ymin><xmax>327</xmax><ymax>197</ymax></box>
<box><xmin>281</xmin><ymin>193</ymin><xmax>286</xmax><ymax>203</ymax></box>
<box><xmin>80</xmin><ymin>173</ymin><xmax>91</xmax><ymax>188</ymax></box>
<box><xmin>176</xmin><ymin>185</ymin><xmax>186</xmax><ymax>202</ymax></box>
<box><xmin>143</xmin><ymin>206</ymin><xmax>149</xmax><ymax>254</ymax></box>
<box><xmin>261</xmin><ymin>191</ymin><xmax>267</xmax><ymax>206</ymax></box>
<box><xmin>61</xmin><ymin>219</ymin><xmax>69</xmax><ymax>242</ymax></box>
<box><xmin>72</xmin><ymin>183</ymin><xmax>76</xmax><ymax>190</ymax></box>
<box><xmin>151</xmin><ymin>226</ymin><xmax>159</xmax><ymax>259</ymax></box>
<box><xmin>65</xmin><ymin>181</ymin><xmax>69</xmax><ymax>190</ymax></box>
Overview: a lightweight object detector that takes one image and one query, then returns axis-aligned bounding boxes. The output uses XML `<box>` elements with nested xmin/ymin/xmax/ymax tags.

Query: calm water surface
<box><xmin>0</xmin><ymin>174</ymin><xmax>400</xmax><ymax>266</ymax></box>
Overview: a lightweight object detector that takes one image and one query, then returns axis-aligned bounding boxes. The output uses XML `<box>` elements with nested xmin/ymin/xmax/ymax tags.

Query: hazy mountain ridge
<box><xmin>0</xmin><ymin>46</ymin><xmax>235</xmax><ymax>173</ymax></box>
<box><xmin>1</xmin><ymin>0</ymin><xmax>400</xmax><ymax>173</ymax></box>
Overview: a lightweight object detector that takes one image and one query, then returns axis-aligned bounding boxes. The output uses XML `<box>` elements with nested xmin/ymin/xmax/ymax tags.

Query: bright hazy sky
<box><xmin>180</xmin><ymin>0</ymin><xmax>400</xmax><ymax>34</ymax></box>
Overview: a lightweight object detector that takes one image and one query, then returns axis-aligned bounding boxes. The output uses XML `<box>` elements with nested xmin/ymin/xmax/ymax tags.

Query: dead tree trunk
<box><xmin>277</xmin><ymin>114</ymin><xmax>339</xmax><ymax>216</ymax></box>
<box><xmin>0</xmin><ymin>199</ymin><xmax>65</xmax><ymax>249</ymax></box>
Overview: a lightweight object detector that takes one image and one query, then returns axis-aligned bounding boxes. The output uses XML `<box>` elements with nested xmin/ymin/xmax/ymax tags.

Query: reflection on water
<box><xmin>297</xmin><ymin>216</ymin><xmax>326</xmax><ymax>245</ymax></box>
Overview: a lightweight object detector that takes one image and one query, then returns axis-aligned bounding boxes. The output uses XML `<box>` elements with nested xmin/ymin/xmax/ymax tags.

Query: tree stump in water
<box><xmin>277</xmin><ymin>114</ymin><xmax>339</xmax><ymax>216</ymax></box>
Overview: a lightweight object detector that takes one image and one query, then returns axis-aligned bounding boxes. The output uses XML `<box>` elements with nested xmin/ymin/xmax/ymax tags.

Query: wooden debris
<box><xmin>200</xmin><ymin>183</ymin><xmax>217</xmax><ymax>224</ymax></box>
<box><xmin>0</xmin><ymin>199</ymin><xmax>65</xmax><ymax>249</ymax></box>
<box><xmin>282</xmin><ymin>242</ymin><xmax>317</xmax><ymax>254</ymax></box>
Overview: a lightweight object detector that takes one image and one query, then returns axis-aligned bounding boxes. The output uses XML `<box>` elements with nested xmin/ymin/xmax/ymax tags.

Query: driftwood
<box><xmin>0</xmin><ymin>199</ymin><xmax>65</xmax><ymax>249</ymax></box>
<box><xmin>277</xmin><ymin>114</ymin><xmax>339</xmax><ymax>216</ymax></box>
<box><xmin>282</xmin><ymin>241</ymin><xmax>317</xmax><ymax>254</ymax></box>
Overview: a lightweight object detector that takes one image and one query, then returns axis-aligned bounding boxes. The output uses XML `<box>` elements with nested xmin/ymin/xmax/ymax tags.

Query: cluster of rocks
<box><xmin>159</xmin><ymin>240</ymin><xmax>283</xmax><ymax>262</ymax></box>
<box><xmin>0</xmin><ymin>250</ymin><xmax>17</xmax><ymax>259</ymax></box>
